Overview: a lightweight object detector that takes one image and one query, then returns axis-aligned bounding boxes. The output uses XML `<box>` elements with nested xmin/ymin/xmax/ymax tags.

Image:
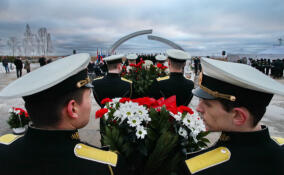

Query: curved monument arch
<box><xmin>108</xmin><ymin>29</ymin><xmax>153</xmax><ymax>55</ymax></box>
<box><xmin>108</xmin><ymin>30</ymin><xmax>185</xmax><ymax>54</ymax></box>
<box><xmin>147</xmin><ymin>35</ymin><xmax>184</xmax><ymax>51</ymax></box>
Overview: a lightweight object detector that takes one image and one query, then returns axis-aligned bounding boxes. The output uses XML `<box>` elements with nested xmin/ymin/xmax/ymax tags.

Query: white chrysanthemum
<box><xmin>136</xmin><ymin>106</ymin><xmax>150</xmax><ymax>122</ymax></box>
<box><xmin>113</xmin><ymin>109</ymin><xmax>123</xmax><ymax>119</ymax></box>
<box><xmin>108</xmin><ymin>97</ymin><xmax>121</xmax><ymax>108</ymax></box>
<box><xmin>136</xmin><ymin>126</ymin><xmax>147</xmax><ymax>139</ymax></box>
<box><xmin>170</xmin><ymin>112</ymin><xmax>182</xmax><ymax>121</ymax></box>
<box><xmin>104</xmin><ymin>112</ymin><xmax>110</xmax><ymax>120</ymax></box>
<box><xmin>127</xmin><ymin>116</ymin><xmax>142</xmax><ymax>127</ymax></box>
<box><xmin>178</xmin><ymin>127</ymin><xmax>188</xmax><ymax>139</ymax></box>
<box><xmin>181</xmin><ymin>112</ymin><xmax>206</xmax><ymax>143</ymax></box>
<box><xmin>182</xmin><ymin>115</ymin><xmax>192</xmax><ymax>127</ymax></box>
<box><xmin>190</xmin><ymin>129</ymin><xmax>201</xmax><ymax>143</ymax></box>
<box><xmin>8</xmin><ymin>108</ymin><xmax>13</xmax><ymax>113</ymax></box>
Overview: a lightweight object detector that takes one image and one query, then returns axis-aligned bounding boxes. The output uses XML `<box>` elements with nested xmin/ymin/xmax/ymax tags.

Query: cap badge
<box><xmin>77</xmin><ymin>77</ymin><xmax>91</xmax><ymax>88</ymax></box>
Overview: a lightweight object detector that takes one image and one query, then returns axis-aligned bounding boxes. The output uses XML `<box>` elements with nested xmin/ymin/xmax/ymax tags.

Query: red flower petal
<box><xmin>177</xmin><ymin>106</ymin><xmax>194</xmax><ymax>114</ymax></box>
<box><xmin>101</xmin><ymin>98</ymin><xmax>113</xmax><ymax>105</ymax></box>
<box><xmin>119</xmin><ymin>98</ymin><xmax>131</xmax><ymax>103</ymax></box>
<box><xmin>95</xmin><ymin>108</ymin><xmax>108</xmax><ymax>119</ymax></box>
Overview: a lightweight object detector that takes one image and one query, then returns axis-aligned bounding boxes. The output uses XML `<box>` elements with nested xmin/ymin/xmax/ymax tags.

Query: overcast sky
<box><xmin>0</xmin><ymin>0</ymin><xmax>284</xmax><ymax>56</ymax></box>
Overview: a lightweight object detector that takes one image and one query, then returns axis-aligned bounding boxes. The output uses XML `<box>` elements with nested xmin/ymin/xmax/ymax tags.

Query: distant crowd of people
<box><xmin>1</xmin><ymin>56</ymin><xmax>31</xmax><ymax>77</ymax></box>
<box><xmin>1</xmin><ymin>56</ymin><xmax>54</xmax><ymax>78</ymax></box>
<box><xmin>246</xmin><ymin>58</ymin><xmax>284</xmax><ymax>78</ymax></box>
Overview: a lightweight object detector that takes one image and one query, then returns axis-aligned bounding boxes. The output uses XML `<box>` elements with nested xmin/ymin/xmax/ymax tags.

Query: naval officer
<box><xmin>182</xmin><ymin>58</ymin><xmax>284</xmax><ymax>175</ymax></box>
<box><xmin>156</xmin><ymin>49</ymin><xmax>194</xmax><ymax>106</ymax></box>
<box><xmin>92</xmin><ymin>54</ymin><xmax>132</xmax><ymax>146</ymax></box>
<box><xmin>92</xmin><ymin>54</ymin><xmax>132</xmax><ymax>107</ymax></box>
<box><xmin>0</xmin><ymin>54</ymin><xmax>124</xmax><ymax>175</ymax></box>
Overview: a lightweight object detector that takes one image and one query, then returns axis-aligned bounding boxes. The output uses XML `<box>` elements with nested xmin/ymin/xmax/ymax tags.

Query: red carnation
<box><xmin>164</xmin><ymin>96</ymin><xmax>177</xmax><ymax>114</ymax></box>
<box><xmin>14</xmin><ymin>107</ymin><xmax>29</xmax><ymax>118</ymax></box>
<box><xmin>157</xmin><ymin>63</ymin><xmax>163</xmax><ymax>68</ymax></box>
<box><xmin>132</xmin><ymin>97</ymin><xmax>156</xmax><ymax>108</ymax></box>
<box><xmin>119</xmin><ymin>97</ymin><xmax>131</xmax><ymax>103</ymax></box>
<box><xmin>101</xmin><ymin>98</ymin><xmax>113</xmax><ymax>105</ymax></box>
<box><xmin>177</xmin><ymin>106</ymin><xmax>194</xmax><ymax>114</ymax></box>
<box><xmin>95</xmin><ymin>108</ymin><xmax>108</xmax><ymax>119</ymax></box>
<box><xmin>162</xmin><ymin>65</ymin><xmax>168</xmax><ymax>70</ymax></box>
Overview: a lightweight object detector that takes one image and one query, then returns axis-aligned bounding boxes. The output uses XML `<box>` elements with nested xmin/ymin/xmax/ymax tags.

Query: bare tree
<box><xmin>38</xmin><ymin>28</ymin><xmax>47</xmax><ymax>56</ymax></box>
<box><xmin>31</xmin><ymin>34</ymin><xmax>38</xmax><ymax>56</ymax></box>
<box><xmin>23</xmin><ymin>24</ymin><xmax>33</xmax><ymax>57</ymax></box>
<box><xmin>35</xmin><ymin>34</ymin><xmax>41</xmax><ymax>56</ymax></box>
<box><xmin>37</xmin><ymin>27</ymin><xmax>53</xmax><ymax>56</ymax></box>
<box><xmin>46</xmin><ymin>33</ymin><xmax>53</xmax><ymax>56</ymax></box>
<box><xmin>17</xmin><ymin>45</ymin><xmax>23</xmax><ymax>56</ymax></box>
<box><xmin>7</xmin><ymin>37</ymin><xmax>19</xmax><ymax>56</ymax></box>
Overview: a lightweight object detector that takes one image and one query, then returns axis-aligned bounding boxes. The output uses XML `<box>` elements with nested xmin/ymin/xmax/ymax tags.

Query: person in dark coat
<box><xmin>92</xmin><ymin>54</ymin><xmax>133</xmax><ymax>146</ymax></box>
<box><xmin>154</xmin><ymin>49</ymin><xmax>194</xmax><ymax>106</ymax></box>
<box><xmin>182</xmin><ymin>58</ymin><xmax>284</xmax><ymax>175</ymax></box>
<box><xmin>38</xmin><ymin>57</ymin><xmax>46</xmax><ymax>66</ymax></box>
<box><xmin>92</xmin><ymin>54</ymin><xmax>133</xmax><ymax>107</ymax></box>
<box><xmin>0</xmin><ymin>53</ymin><xmax>125</xmax><ymax>175</ymax></box>
<box><xmin>14</xmin><ymin>57</ymin><xmax>23</xmax><ymax>78</ymax></box>
<box><xmin>2</xmin><ymin>56</ymin><xmax>9</xmax><ymax>73</ymax></box>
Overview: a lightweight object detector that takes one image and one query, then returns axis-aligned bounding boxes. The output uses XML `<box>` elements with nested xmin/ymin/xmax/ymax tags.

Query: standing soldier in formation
<box><xmin>182</xmin><ymin>58</ymin><xmax>284</xmax><ymax>175</ymax></box>
<box><xmin>155</xmin><ymin>49</ymin><xmax>194</xmax><ymax>106</ymax></box>
<box><xmin>92</xmin><ymin>54</ymin><xmax>133</xmax><ymax>107</ymax></box>
<box><xmin>92</xmin><ymin>54</ymin><xmax>133</xmax><ymax>145</ymax></box>
<box><xmin>155</xmin><ymin>54</ymin><xmax>169</xmax><ymax>74</ymax></box>
<box><xmin>126</xmin><ymin>53</ymin><xmax>138</xmax><ymax>72</ymax></box>
<box><xmin>0</xmin><ymin>53</ymin><xmax>125</xmax><ymax>175</ymax></box>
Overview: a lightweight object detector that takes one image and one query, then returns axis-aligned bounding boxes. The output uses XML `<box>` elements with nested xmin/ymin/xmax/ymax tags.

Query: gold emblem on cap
<box><xmin>77</xmin><ymin>77</ymin><xmax>91</xmax><ymax>88</ymax></box>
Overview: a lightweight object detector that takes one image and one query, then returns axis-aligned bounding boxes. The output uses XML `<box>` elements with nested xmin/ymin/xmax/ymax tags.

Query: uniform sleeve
<box><xmin>146</xmin><ymin>79</ymin><xmax>164</xmax><ymax>99</ymax></box>
<box><xmin>111</xmin><ymin>154</ymin><xmax>128</xmax><ymax>175</ymax></box>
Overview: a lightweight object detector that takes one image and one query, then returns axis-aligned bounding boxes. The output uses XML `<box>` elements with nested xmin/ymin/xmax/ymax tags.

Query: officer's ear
<box><xmin>168</xmin><ymin>59</ymin><xmax>171</xmax><ymax>66</ymax></box>
<box><xmin>232</xmin><ymin>107</ymin><xmax>249</xmax><ymax>126</ymax></box>
<box><xmin>66</xmin><ymin>99</ymin><xmax>79</xmax><ymax>119</ymax></box>
<box><xmin>117</xmin><ymin>63</ymin><xmax>122</xmax><ymax>70</ymax></box>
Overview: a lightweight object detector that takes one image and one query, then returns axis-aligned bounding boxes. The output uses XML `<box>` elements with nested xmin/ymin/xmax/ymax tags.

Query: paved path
<box><xmin>1</xmin><ymin>64</ymin><xmax>284</xmax><ymax>147</ymax></box>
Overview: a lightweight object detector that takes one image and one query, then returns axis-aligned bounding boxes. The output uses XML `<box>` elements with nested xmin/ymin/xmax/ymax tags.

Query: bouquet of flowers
<box><xmin>7</xmin><ymin>107</ymin><xmax>30</xmax><ymax>129</ymax></box>
<box><xmin>96</xmin><ymin>96</ymin><xmax>209</xmax><ymax>175</ymax></box>
<box><xmin>121</xmin><ymin>58</ymin><xmax>168</xmax><ymax>97</ymax></box>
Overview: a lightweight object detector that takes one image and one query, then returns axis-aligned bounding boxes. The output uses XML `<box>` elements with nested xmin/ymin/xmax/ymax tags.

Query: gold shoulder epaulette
<box><xmin>93</xmin><ymin>76</ymin><xmax>103</xmax><ymax>81</ymax></box>
<box><xmin>271</xmin><ymin>136</ymin><xmax>284</xmax><ymax>146</ymax></box>
<box><xmin>0</xmin><ymin>134</ymin><xmax>23</xmax><ymax>145</ymax></box>
<box><xmin>74</xmin><ymin>143</ymin><xmax>118</xmax><ymax>166</ymax></box>
<box><xmin>121</xmin><ymin>77</ymin><xmax>132</xmax><ymax>84</ymax></box>
<box><xmin>185</xmin><ymin>147</ymin><xmax>231</xmax><ymax>174</ymax></box>
<box><xmin>157</xmin><ymin>76</ymin><xmax>169</xmax><ymax>81</ymax></box>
